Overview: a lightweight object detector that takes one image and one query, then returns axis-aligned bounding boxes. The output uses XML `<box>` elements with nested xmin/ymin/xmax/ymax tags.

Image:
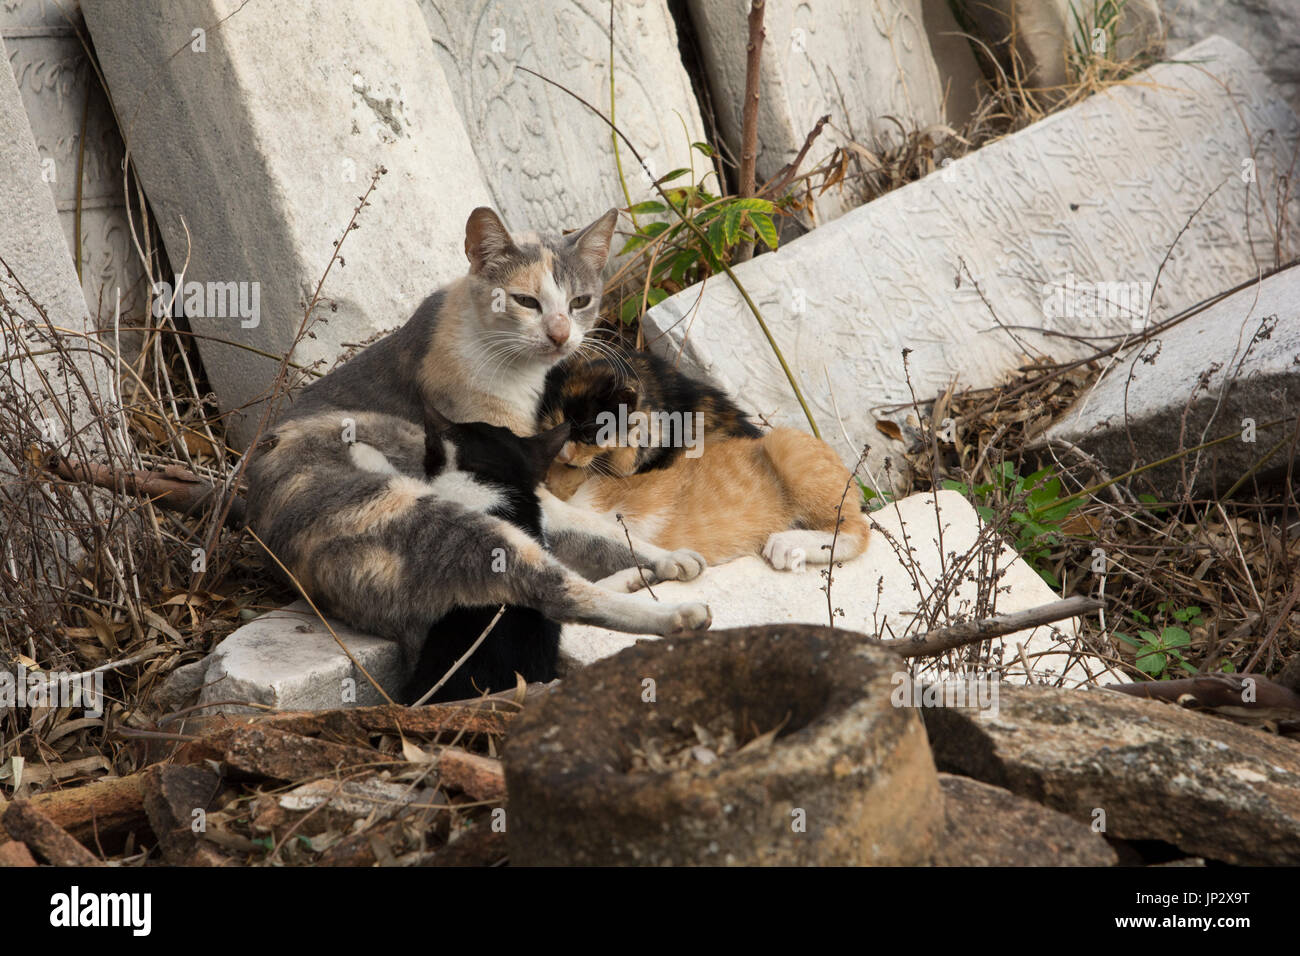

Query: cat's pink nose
<box><xmin>544</xmin><ymin>313</ymin><xmax>570</xmax><ymax>346</ymax></box>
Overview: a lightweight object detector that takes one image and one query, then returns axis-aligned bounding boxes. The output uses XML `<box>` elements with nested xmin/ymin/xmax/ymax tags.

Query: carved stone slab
<box><xmin>81</xmin><ymin>0</ymin><xmax>495</xmax><ymax>445</ymax></box>
<box><xmin>641</xmin><ymin>37</ymin><xmax>1300</xmax><ymax>482</ymax></box>
<box><xmin>418</xmin><ymin>0</ymin><xmax>707</xmax><ymax>233</ymax></box>
<box><xmin>0</xmin><ymin>30</ymin><xmax>114</xmax><ymax>455</ymax></box>
<box><xmin>1</xmin><ymin>0</ymin><xmax>145</xmax><ymax>334</ymax></box>
<box><xmin>688</xmin><ymin>0</ymin><xmax>955</xmax><ymax>222</ymax></box>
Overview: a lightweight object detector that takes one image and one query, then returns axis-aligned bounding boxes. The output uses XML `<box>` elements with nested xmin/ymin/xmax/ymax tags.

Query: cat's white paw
<box><xmin>667</xmin><ymin>601</ymin><xmax>711</xmax><ymax>633</ymax></box>
<box><xmin>594</xmin><ymin>567</ymin><xmax>647</xmax><ymax>593</ymax></box>
<box><xmin>653</xmin><ymin>549</ymin><xmax>707</xmax><ymax>582</ymax></box>
<box><xmin>763</xmin><ymin>530</ymin><xmax>840</xmax><ymax>569</ymax></box>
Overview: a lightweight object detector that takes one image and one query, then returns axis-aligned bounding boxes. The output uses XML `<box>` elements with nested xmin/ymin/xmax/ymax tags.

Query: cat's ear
<box><xmin>465</xmin><ymin>207</ymin><xmax>515</xmax><ymax>274</ymax></box>
<box><xmin>615</xmin><ymin>384</ymin><xmax>639</xmax><ymax>410</ymax></box>
<box><xmin>568</xmin><ymin>208</ymin><xmax>618</xmax><ymax>273</ymax></box>
<box><xmin>532</xmin><ymin>421</ymin><xmax>571</xmax><ymax>466</ymax></box>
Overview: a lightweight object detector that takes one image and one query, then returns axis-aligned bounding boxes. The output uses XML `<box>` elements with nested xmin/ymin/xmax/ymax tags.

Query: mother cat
<box><xmin>244</xmin><ymin>207</ymin><xmax>711</xmax><ymax>670</ymax></box>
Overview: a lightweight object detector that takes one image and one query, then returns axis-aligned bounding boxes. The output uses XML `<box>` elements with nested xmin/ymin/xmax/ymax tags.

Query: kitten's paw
<box><xmin>763</xmin><ymin>530</ymin><xmax>832</xmax><ymax>570</ymax></box>
<box><xmin>653</xmin><ymin>549</ymin><xmax>707</xmax><ymax>582</ymax></box>
<box><xmin>667</xmin><ymin>601</ymin><xmax>712</xmax><ymax>633</ymax></box>
<box><xmin>595</xmin><ymin>567</ymin><xmax>651</xmax><ymax>593</ymax></box>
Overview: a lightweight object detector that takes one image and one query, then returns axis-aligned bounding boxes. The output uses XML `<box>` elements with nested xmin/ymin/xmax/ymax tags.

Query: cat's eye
<box><xmin>511</xmin><ymin>293</ymin><xmax>540</xmax><ymax>310</ymax></box>
<box><xmin>569</xmin><ymin>295</ymin><xmax>591</xmax><ymax>310</ymax></box>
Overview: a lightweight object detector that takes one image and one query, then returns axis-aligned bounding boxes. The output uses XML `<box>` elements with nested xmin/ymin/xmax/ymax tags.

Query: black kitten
<box><xmin>402</xmin><ymin>410</ymin><xmax>569</xmax><ymax>704</ymax></box>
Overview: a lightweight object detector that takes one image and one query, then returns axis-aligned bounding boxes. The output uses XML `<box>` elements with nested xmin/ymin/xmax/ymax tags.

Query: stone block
<box><xmin>641</xmin><ymin>37</ymin><xmax>1300</xmax><ymax>481</ymax></box>
<box><xmin>560</xmin><ymin>490</ymin><xmax>1128</xmax><ymax>687</ymax></box>
<box><xmin>419</xmin><ymin>0</ymin><xmax>707</xmax><ymax>233</ymax></box>
<box><xmin>196</xmin><ymin>601</ymin><xmax>404</xmax><ymax>713</ymax></box>
<box><xmin>1167</xmin><ymin>0</ymin><xmax>1300</xmax><ymax>116</ymax></box>
<box><xmin>2</xmin><ymin>1</ymin><xmax>146</xmax><ymax>333</ymax></box>
<box><xmin>1043</xmin><ymin>264</ymin><xmax>1300</xmax><ymax>496</ymax></box>
<box><xmin>924</xmin><ymin>682</ymin><xmax>1300</xmax><ymax>865</ymax></box>
<box><xmin>0</xmin><ymin>30</ymin><xmax>117</xmax><ymax>458</ymax></box>
<box><xmin>688</xmin><ymin>0</ymin><xmax>956</xmax><ymax>222</ymax></box>
<box><xmin>81</xmin><ymin>0</ymin><xmax>494</xmax><ymax>445</ymax></box>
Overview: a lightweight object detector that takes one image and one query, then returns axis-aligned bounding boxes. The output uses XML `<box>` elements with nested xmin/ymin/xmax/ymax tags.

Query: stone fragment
<box><xmin>81</xmin><ymin>0</ymin><xmax>494</xmax><ymax>444</ymax></box>
<box><xmin>1043</xmin><ymin>264</ymin><xmax>1300</xmax><ymax>497</ymax></box>
<box><xmin>419</xmin><ymin>0</ymin><xmax>706</xmax><ymax>232</ymax></box>
<box><xmin>933</xmin><ymin>773</ymin><xmax>1117</xmax><ymax>865</ymax></box>
<box><xmin>641</xmin><ymin>37</ymin><xmax>1300</xmax><ymax>481</ymax></box>
<box><xmin>0</xmin><ymin>32</ymin><xmax>118</xmax><ymax>457</ymax></box>
<box><xmin>506</xmin><ymin>624</ymin><xmax>944</xmax><ymax>866</ymax></box>
<box><xmin>142</xmin><ymin>764</ymin><xmax>221</xmax><ymax>864</ymax></box>
<box><xmin>1167</xmin><ymin>0</ymin><xmax>1300</xmax><ymax>116</ymax></box>
<box><xmin>1</xmin><ymin>2</ymin><xmax>146</xmax><ymax>331</ymax></box>
<box><xmin>688</xmin><ymin>0</ymin><xmax>958</xmax><ymax>222</ymax></box>
<box><xmin>959</xmin><ymin>0</ymin><xmax>1163</xmax><ymax>91</ymax></box>
<box><xmin>561</xmin><ymin>490</ymin><xmax>1127</xmax><ymax>687</ymax></box>
<box><xmin>196</xmin><ymin>601</ymin><xmax>404</xmax><ymax>713</ymax></box>
<box><xmin>923</xmin><ymin>683</ymin><xmax>1300</xmax><ymax>865</ymax></box>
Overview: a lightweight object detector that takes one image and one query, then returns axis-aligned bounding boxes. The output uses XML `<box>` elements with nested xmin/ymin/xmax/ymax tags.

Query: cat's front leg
<box><xmin>485</xmin><ymin>521</ymin><xmax>711</xmax><ymax>635</ymax></box>
<box><xmin>538</xmin><ymin>487</ymin><xmax>706</xmax><ymax>583</ymax></box>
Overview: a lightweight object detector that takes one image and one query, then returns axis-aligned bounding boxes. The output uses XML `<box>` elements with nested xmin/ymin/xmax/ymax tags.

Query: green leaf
<box><xmin>1161</xmin><ymin>626</ymin><xmax>1191</xmax><ymax>648</ymax></box>
<box><xmin>619</xmin><ymin>297</ymin><xmax>641</xmax><ymax>325</ymax></box>
<box><xmin>728</xmin><ymin>197</ymin><xmax>777</xmax><ymax>213</ymax></box>
<box><xmin>626</xmin><ymin>200</ymin><xmax>666</xmax><ymax>215</ymax></box>
<box><xmin>723</xmin><ymin>206</ymin><xmax>743</xmax><ymax>246</ymax></box>
<box><xmin>706</xmin><ymin>217</ymin><xmax>726</xmax><ymax>257</ymax></box>
<box><xmin>751</xmin><ymin>212</ymin><xmax>779</xmax><ymax>249</ymax></box>
<box><xmin>1131</xmin><ymin>609</ymin><xmax>1151</xmax><ymax>624</ymax></box>
<box><xmin>669</xmin><ymin>248</ymin><xmax>697</xmax><ymax>285</ymax></box>
<box><xmin>1136</xmin><ymin>651</ymin><xmax>1166</xmax><ymax>676</ymax></box>
<box><xmin>619</xmin><ymin>234</ymin><xmax>649</xmax><ymax>255</ymax></box>
<box><xmin>655</xmin><ymin>168</ymin><xmax>692</xmax><ymax>185</ymax></box>
<box><xmin>691</xmin><ymin>141</ymin><xmax>715</xmax><ymax>157</ymax></box>
<box><xmin>641</xmin><ymin>221</ymin><xmax>671</xmax><ymax>238</ymax></box>
<box><xmin>645</xmin><ymin>287</ymin><xmax>669</xmax><ymax>307</ymax></box>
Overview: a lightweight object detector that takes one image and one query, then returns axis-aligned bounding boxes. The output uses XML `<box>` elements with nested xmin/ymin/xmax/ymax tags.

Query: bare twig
<box><xmin>734</xmin><ymin>0</ymin><xmax>765</xmax><ymax>263</ymax></box>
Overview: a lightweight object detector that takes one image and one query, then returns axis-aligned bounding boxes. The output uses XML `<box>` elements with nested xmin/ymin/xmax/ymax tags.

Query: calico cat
<box><xmin>541</xmin><ymin>356</ymin><xmax>870</xmax><ymax>576</ymax></box>
<box><xmin>245</xmin><ymin>207</ymin><xmax>712</xmax><ymax>675</ymax></box>
<box><xmin>403</xmin><ymin>410</ymin><xmax>566</xmax><ymax>704</ymax></box>
<box><xmin>538</xmin><ymin>350</ymin><xmax>760</xmax><ymax>492</ymax></box>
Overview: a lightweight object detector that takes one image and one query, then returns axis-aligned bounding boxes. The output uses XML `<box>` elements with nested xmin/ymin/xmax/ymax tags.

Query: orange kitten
<box><xmin>542</xmin><ymin>353</ymin><xmax>870</xmax><ymax>573</ymax></box>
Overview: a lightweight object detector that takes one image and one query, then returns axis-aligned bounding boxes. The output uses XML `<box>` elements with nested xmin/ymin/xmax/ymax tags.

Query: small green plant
<box><xmin>860</xmin><ymin>482</ymin><xmax>895</xmax><ymax>513</ymax></box>
<box><xmin>942</xmin><ymin>463</ymin><xmax>1083</xmax><ymax>587</ymax></box>
<box><xmin>614</xmin><ymin>142</ymin><xmax>783</xmax><ymax>324</ymax></box>
<box><xmin>1115</xmin><ymin>604</ymin><xmax>1204</xmax><ymax>679</ymax></box>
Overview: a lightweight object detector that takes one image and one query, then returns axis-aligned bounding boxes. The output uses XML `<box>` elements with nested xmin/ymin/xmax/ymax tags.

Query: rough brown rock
<box><xmin>923</xmin><ymin>684</ymin><xmax>1300</xmax><ymax>865</ymax></box>
<box><xmin>933</xmin><ymin>774</ymin><xmax>1117</xmax><ymax>866</ymax></box>
<box><xmin>505</xmin><ymin>624</ymin><xmax>943</xmax><ymax>866</ymax></box>
<box><xmin>142</xmin><ymin>765</ymin><xmax>222</xmax><ymax>864</ymax></box>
